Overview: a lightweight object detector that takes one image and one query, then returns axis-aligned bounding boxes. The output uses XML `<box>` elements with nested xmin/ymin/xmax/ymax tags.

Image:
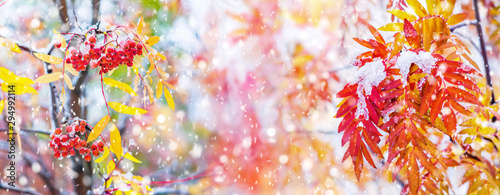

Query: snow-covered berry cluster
<box><xmin>49</xmin><ymin>120</ymin><xmax>105</xmax><ymax>162</ymax></box>
<box><xmin>59</xmin><ymin>34</ymin><xmax>144</xmax><ymax>74</ymax></box>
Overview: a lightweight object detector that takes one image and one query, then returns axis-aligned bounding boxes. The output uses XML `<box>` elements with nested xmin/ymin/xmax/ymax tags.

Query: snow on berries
<box><xmin>49</xmin><ymin>119</ymin><xmax>105</xmax><ymax>162</ymax></box>
<box><xmin>64</xmin><ymin>32</ymin><xmax>144</xmax><ymax>74</ymax></box>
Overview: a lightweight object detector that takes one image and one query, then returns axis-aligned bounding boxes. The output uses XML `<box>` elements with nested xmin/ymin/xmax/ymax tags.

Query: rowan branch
<box><xmin>473</xmin><ymin>0</ymin><xmax>495</xmax><ymax>105</ymax></box>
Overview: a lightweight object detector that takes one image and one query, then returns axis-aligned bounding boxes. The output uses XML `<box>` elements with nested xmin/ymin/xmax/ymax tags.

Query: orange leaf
<box><xmin>408</xmin><ymin>154</ymin><xmax>420</xmax><ymax>195</ymax></box>
<box><xmin>448</xmin><ymin>13</ymin><xmax>469</xmax><ymax>26</ymax></box>
<box><xmin>367</xmin><ymin>24</ymin><xmax>385</xmax><ymax>44</ymax></box>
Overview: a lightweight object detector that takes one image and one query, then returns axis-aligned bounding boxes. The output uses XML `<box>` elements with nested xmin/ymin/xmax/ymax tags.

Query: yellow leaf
<box><xmin>146</xmin><ymin>54</ymin><xmax>155</xmax><ymax>75</ymax></box>
<box><xmin>409</xmin><ymin>73</ymin><xmax>428</xmax><ymax>83</ymax></box>
<box><xmin>103</xmin><ymin>78</ymin><xmax>137</xmax><ymax>96</ymax></box>
<box><xmin>136</xmin><ymin>16</ymin><xmax>144</xmax><ymax>35</ymax></box>
<box><xmin>0</xmin><ymin>37</ymin><xmax>21</xmax><ymax>53</ymax></box>
<box><xmin>146</xmin><ymin>36</ymin><xmax>160</xmax><ymax>46</ymax></box>
<box><xmin>1</xmin><ymin>83</ymin><xmax>38</xmax><ymax>95</ymax></box>
<box><xmin>108</xmin><ymin>102</ymin><xmax>148</xmax><ymax>115</ymax></box>
<box><xmin>63</xmin><ymin>73</ymin><xmax>74</xmax><ymax>90</ymax></box>
<box><xmin>87</xmin><ymin>115</ymin><xmax>111</xmax><ymax>142</ymax></box>
<box><xmin>107</xmin><ymin>160</ymin><xmax>115</xmax><ymax>175</ymax></box>
<box><xmin>34</xmin><ymin>72</ymin><xmax>63</xmax><ymax>83</ymax></box>
<box><xmin>156</xmin><ymin>81</ymin><xmax>163</xmax><ymax>99</ymax></box>
<box><xmin>161</xmin><ymin>80</ymin><xmax>176</xmax><ymax>90</ymax></box>
<box><xmin>155</xmin><ymin>53</ymin><xmax>167</xmax><ymax>61</ymax></box>
<box><xmin>378</xmin><ymin>23</ymin><xmax>404</xmax><ymax>31</ymax></box>
<box><xmin>110</xmin><ymin>124</ymin><xmax>123</xmax><ymax>159</ymax></box>
<box><xmin>0</xmin><ymin>67</ymin><xmax>34</xmax><ymax>85</ymax></box>
<box><xmin>388</xmin><ymin>9</ymin><xmax>417</xmax><ymax>21</ymax></box>
<box><xmin>442</xmin><ymin>0</ymin><xmax>456</xmax><ymax>18</ymax></box>
<box><xmin>65</xmin><ymin>63</ymin><xmax>79</xmax><ymax>76</ymax></box>
<box><xmin>95</xmin><ymin>146</ymin><xmax>109</xmax><ymax>163</ymax></box>
<box><xmin>164</xmin><ymin>88</ymin><xmax>175</xmax><ymax>111</ymax></box>
<box><xmin>448</xmin><ymin>13</ymin><xmax>468</xmax><ymax>26</ymax></box>
<box><xmin>407</xmin><ymin>0</ymin><xmax>428</xmax><ymax>17</ymax></box>
<box><xmin>34</xmin><ymin>53</ymin><xmax>63</xmax><ymax>64</ymax></box>
<box><xmin>124</xmin><ymin>153</ymin><xmax>142</xmax><ymax>163</ymax></box>
<box><xmin>53</xmin><ymin>29</ymin><xmax>67</xmax><ymax>49</ymax></box>
<box><xmin>479</xmin><ymin>127</ymin><xmax>496</xmax><ymax>135</ymax></box>
<box><xmin>0</xmin><ymin>100</ymin><xmax>4</xmax><ymax>115</ymax></box>
<box><xmin>156</xmin><ymin>67</ymin><xmax>168</xmax><ymax>80</ymax></box>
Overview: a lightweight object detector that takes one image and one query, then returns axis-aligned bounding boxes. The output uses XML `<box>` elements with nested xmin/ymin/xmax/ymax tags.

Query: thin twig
<box><xmin>450</xmin><ymin>20</ymin><xmax>478</xmax><ymax>32</ymax></box>
<box><xmin>473</xmin><ymin>0</ymin><xmax>495</xmax><ymax>104</ymax></box>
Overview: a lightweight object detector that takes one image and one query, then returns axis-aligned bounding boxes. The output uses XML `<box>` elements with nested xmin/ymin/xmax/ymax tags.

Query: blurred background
<box><xmin>0</xmin><ymin>0</ymin><xmax>497</xmax><ymax>194</ymax></box>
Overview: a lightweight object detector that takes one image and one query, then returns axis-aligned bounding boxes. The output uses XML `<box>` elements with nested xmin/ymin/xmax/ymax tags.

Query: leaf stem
<box><xmin>100</xmin><ymin>73</ymin><xmax>112</xmax><ymax>117</ymax></box>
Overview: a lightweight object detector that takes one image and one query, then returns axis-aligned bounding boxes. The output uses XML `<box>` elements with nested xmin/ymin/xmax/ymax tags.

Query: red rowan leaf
<box><xmin>449</xmin><ymin>99</ymin><xmax>474</xmax><ymax>116</ymax></box>
<box><xmin>408</xmin><ymin>154</ymin><xmax>420</xmax><ymax>195</ymax></box>
<box><xmin>381</xmin><ymin>88</ymin><xmax>404</xmax><ymax>101</ymax></box>
<box><xmin>446</xmin><ymin>86</ymin><xmax>482</xmax><ymax>106</ymax></box>
<box><xmin>420</xmin><ymin>77</ymin><xmax>438</xmax><ymax>116</ymax></box>
<box><xmin>362</xmin><ymin>130</ymin><xmax>383</xmax><ymax>158</ymax></box>
<box><xmin>442</xmin><ymin>103</ymin><xmax>457</xmax><ymax>133</ymax></box>
<box><xmin>338</xmin><ymin>112</ymin><xmax>355</xmax><ymax>132</ymax></box>
<box><xmin>430</xmin><ymin>89</ymin><xmax>446</xmax><ymax>124</ymax></box>
<box><xmin>404</xmin><ymin>19</ymin><xmax>419</xmax><ymax>47</ymax></box>
<box><xmin>368</xmin><ymin>39</ymin><xmax>389</xmax><ymax>57</ymax></box>
<box><xmin>366</xmin><ymin>99</ymin><xmax>380</xmax><ymax>123</ymax></box>
<box><xmin>442</xmin><ymin>72</ymin><xmax>480</xmax><ymax>93</ymax></box>
<box><xmin>367</xmin><ymin>24</ymin><xmax>385</xmax><ymax>44</ymax></box>
<box><xmin>335</xmin><ymin>96</ymin><xmax>357</xmax><ymax>117</ymax></box>
<box><xmin>360</xmin><ymin>141</ymin><xmax>376</xmax><ymax>168</ymax></box>
<box><xmin>381</xmin><ymin>79</ymin><xmax>403</xmax><ymax>91</ymax></box>
<box><xmin>353</xmin><ymin>149</ymin><xmax>363</xmax><ymax>181</ymax></box>
<box><xmin>353</xmin><ymin>38</ymin><xmax>373</xmax><ymax>48</ymax></box>
<box><xmin>341</xmin><ymin>123</ymin><xmax>357</xmax><ymax>146</ymax></box>
<box><xmin>337</xmin><ymin>83</ymin><xmax>358</xmax><ymax>98</ymax></box>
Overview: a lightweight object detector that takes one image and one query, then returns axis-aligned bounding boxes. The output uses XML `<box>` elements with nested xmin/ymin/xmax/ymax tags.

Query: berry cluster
<box><xmin>58</xmin><ymin>34</ymin><xmax>144</xmax><ymax>74</ymax></box>
<box><xmin>49</xmin><ymin>120</ymin><xmax>105</xmax><ymax>162</ymax></box>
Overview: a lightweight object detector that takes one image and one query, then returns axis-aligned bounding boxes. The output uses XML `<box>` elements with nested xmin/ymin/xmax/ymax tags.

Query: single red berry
<box><xmin>81</xmin><ymin>140</ymin><xmax>87</xmax><ymax>147</ymax></box>
<box><xmin>53</xmin><ymin>136</ymin><xmax>61</xmax><ymax>144</ymax></box>
<box><xmin>69</xmin><ymin>149</ymin><xmax>75</xmax><ymax>156</ymax></box>
<box><xmin>62</xmin><ymin>151</ymin><xmax>68</xmax><ymax>158</ymax></box>
<box><xmin>84</xmin><ymin>154</ymin><xmax>92</xmax><ymax>162</ymax></box>
<box><xmin>97</xmin><ymin>141</ymin><xmax>104</xmax><ymax>148</ymax></box>
<box><xmin>61</xmin><ymin>135</ymin><xmax>68</xmax><ymax>143</ymax></box>
<box><xmin>88</xmin><ymin>35</ymin><xmax>96</xmax><ymax>43</ymax></box>
<box><xmin>50</xmin><ymin>133</ymin><xmax>56</xmax><ymax>140</ymax></box>
<box><xmin>55</xmin><ymin>42</ymin><xmax>62</xmax><ymax>48</ymax></box>
<box><xmin>54</xmin><ymin>151</ymin><xmax>61</xmax><ymax>158</ymax></box>
<box><xmin>91</xmin><ymin>143</ymin><xmax>98</xmax><ymax>151</ymax></box>
<box><xmin>66</xmin><ymin>126</ymin><xmax>74</xmax><ymax>133</ymax></box>
<box><xmin>92</xmin><ymin>150</ymin><xmax>100</xmax><ymax>157</ymax></box>
<box><xmin>55</xmin><ymin>128</ymin><xmax>62</xmax><ymax>135</ymax></box>
<box><xmin>79</xmin><ymin>148</ymin><xmax>86</xmax><ymax>155</ymax></box>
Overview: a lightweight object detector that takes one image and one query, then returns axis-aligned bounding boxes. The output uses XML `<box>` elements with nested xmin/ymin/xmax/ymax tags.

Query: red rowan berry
<box><xmin>61</xmin><ymin>135</ymin><xmax>68</xmax><ymax>143</ymax></box>
<box><xmin>92</xmin><ymin>150</ymin><xmax>100</xmax><ymax>157</ymax></box>
<box><xmin>62</xmin><ymin>151</ymin><xmax>68</xmax><ymax>158</ymax></box>
<box><xmin>79</xmin><ymin>148</ymin><xmax>86</xmax><ymax>155</ymax></box>
<box><xmin>88</xmin><ymin>35</ymin><xmax>96</xmax><ymax>43</ymax></box>
<box><xmin>54</xmin><ymin>136</ymin><xmax>61</xmax><ymax>144</ymax></box>
<box><xmin>55</xmin><ymin>128</ymin><xmax>62</xmax><ymax>135</ymax></box>
<box><xmin>69</xmin><ymin>149</ymin><xmax>75</xmax><ymax>156</ymax></box>
<box><xmin>54</xmin><ymin>151</ymin><xmax>61</xmax><ymax>158</ymax></box>
<box><xmin>84</xmin><ymin>154</ymin><xmax>92</xmax><ymax>162</ymax></box>
<box><xmin>55</xmin><ymin>42</ymin><xmax>62</xmax><ymax>48</ymax></box>
<box><xmin>66</xmin><ymin>126</ymin><xmax>74</xmax><ymax>133</ymax></box>
<box><xmin>81</xmin><ymin>140</ymin><xmax>87</xmax><ymax>147</ymax></box>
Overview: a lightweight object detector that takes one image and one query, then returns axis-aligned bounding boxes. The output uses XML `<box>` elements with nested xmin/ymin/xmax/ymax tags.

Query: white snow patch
<box><xmin>349</xmin><ymin>59</ymin><xmax>386</xmax><ymax>118</ymax></box>
<box><xmin>395</xmin><ymin>50</ymin><xmax>437</xmax><ymax>86</ymax></box>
